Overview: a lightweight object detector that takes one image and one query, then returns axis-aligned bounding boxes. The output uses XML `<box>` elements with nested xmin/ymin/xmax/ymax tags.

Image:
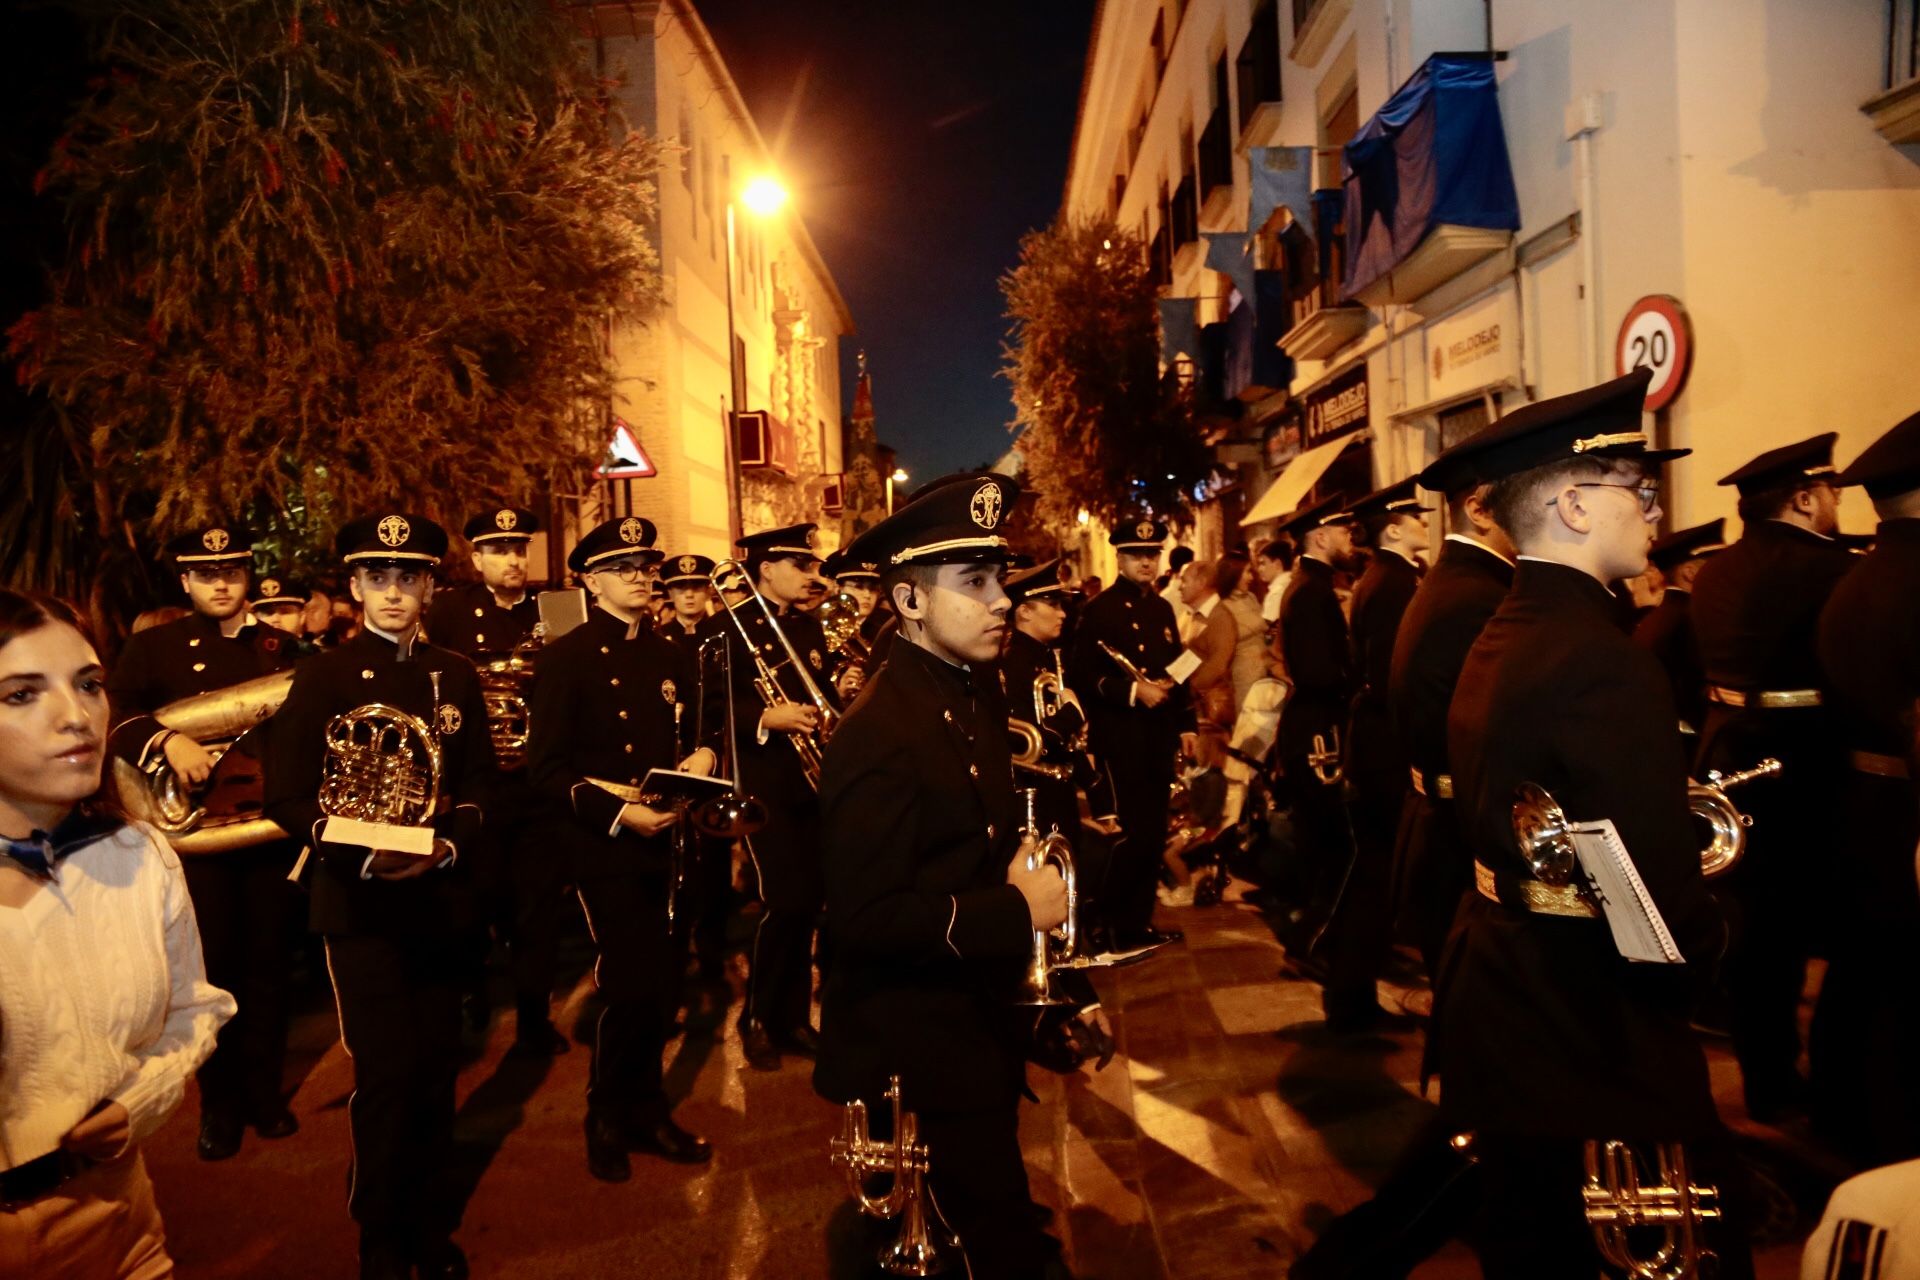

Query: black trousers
<box><xmin>740</xmin><ymin>781</ymin><xmax>822</xmax><ymax>1034</ymax></box>
<box><xmin>1100</xmin><ymin>737</ymin><xmax>1174</xmax><ymax>935</ymax></box>
<box><xmin>681</xmin><ymin>831</ymin><xmax>732</xmax><ymax>973</ymax></box>
<box><xmin>1276</xmin><ymin>755</ymin><xmax>1351</xmax><ymax>925</ymax></box>
<box><xmin>1391</xmin><ymin>792</ymin><xmax>1471</xmax><ymax>984</ymax></box>
<box><xmin>1323</xmin><ymin>762</ymin><xmax>1403</xmax><ymax>1017</ymax></box>
<box><xmin>575</xmin><ymin>869</ymin><xmax>680</xmax><ymax>1119</ymax></box>
<box><xmin>484</xmin><ymin>774</ymin><xmax>566</xmax><ymax>1011</ymax></box>
<box><xmin>325</xmin><ymin>933</ymin><xmax>469</xmax><ymax>1238</ymax></box>
<box><xmin>182</xmin><ymin>841</ymin><xmax>300</xmax><ymax>1118</ymax></box>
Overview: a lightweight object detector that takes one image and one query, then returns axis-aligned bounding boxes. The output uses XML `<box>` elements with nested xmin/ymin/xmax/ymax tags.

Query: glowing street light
<box><xmin>890</xmin><ymin>468</ymin><xmax>910</xmax><ymax>484</ymax></box>
<box><xmin>740</xmin><ymin>175</ymin><xmax>789</xmax><ymax>217</ymax></box>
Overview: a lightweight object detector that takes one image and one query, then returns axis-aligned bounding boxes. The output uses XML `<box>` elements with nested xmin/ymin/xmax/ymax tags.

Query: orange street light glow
<box><xmin>740</xmin><ymin>176</ymin><xmax>789</xmax><ymax>216</ymax></box>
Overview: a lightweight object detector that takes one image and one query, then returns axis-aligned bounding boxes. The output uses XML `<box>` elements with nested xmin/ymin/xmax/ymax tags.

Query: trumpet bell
<box><xmin>1511</xmin><ymin>782</ymin><xmax>1579</xmax><ymax>886</ymax></box>
<box><xmin>693</xmin><ymin>793</ymin><xmax>768</xmax><ymax>839</ymax></box>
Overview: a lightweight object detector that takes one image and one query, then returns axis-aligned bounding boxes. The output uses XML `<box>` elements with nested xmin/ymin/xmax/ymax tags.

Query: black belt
<box><xmin>1706</xmin><ymin>686</ymin><xmax>1821</xmax><ymax>710</ymax></box>
<box><xmin>1850</xmin><ymin>750</ymin><xmax>1911</xmax><ymax>780</ymax></box>
<box><xmin>0</xmin><ymin>1149</ymin><xmax>87</xmax><ymax>1210</ymax></box>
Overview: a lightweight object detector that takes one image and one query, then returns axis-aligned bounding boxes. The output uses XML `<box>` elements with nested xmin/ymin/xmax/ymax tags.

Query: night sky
<box><xmin>698</xmin><ymin>0</ymin><xmax>1097</xmax><ymax>485</ymax></box>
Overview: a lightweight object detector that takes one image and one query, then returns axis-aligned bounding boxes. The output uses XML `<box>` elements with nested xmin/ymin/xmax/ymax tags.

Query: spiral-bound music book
<box><xmin>1565</xmin><ymin>819</ymin><xmax>1684</xmax><ymax>964</ymax></box>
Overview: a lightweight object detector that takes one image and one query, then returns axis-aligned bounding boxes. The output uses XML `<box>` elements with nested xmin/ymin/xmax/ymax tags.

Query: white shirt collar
<box><xmin>1445</xmin><ymin>533</ymin><xmax>1516</xmax><ymax>566</ymax></box>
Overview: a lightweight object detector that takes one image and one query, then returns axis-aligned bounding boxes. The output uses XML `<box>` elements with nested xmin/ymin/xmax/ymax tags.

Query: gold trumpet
<box><xmin>1008</xmin><ymin>719</ymin><xmax>1072</xmax><ymax>781</ymax></box>
<box><xmin>1689</xmin><ymin>758</ymin><xmax>1780</xmax><ymax>879</ymax></box>
<box><xmin>816</xmin><ymin>590</ymin><xmax>872</xmax><ymax>695</ymax></box>
<box><xmin>829</xmin><ymin>1076</ymin><xmax>960</xmax><ymax>1277</ymax></box>
<box><xmin>1013</xmin><ymin>787</ymin><xmax>1078</xmax><ymax>1006</ymax></box>
<box><xmin>115</xmin><ymin>669</ymin><xmax>294</xmax><ymax>855</ymax></box>
<box><xmin>1308</xmin><ymin>727</ymin><xmax>1344</xmax><ymax>786</ymax></box>
<box><xmin>710</xmin><ymin>559</ymin><xmax>838</xmax><ymax>790</ymax></box>
<box><xmin>1582</xmin><ymin>1139</ymin><xmax>1721</xmax><ymax>1280</ymax></box>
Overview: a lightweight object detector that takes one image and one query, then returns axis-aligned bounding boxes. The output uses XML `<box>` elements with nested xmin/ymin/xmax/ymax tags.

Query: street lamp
<box><xmin>885</xmin><ymin>467</ymin><xmax>909</xmax><ymax>514</ymax></box>
<box><xmin>722</xmin><ymin>165</ymin><xmax>792</xmax><ymax>543</ymax></box>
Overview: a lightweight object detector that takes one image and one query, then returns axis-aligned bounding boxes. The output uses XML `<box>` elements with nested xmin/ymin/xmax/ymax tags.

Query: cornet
<box><xmin>829</xmin><ymin>1076</ymin><xmax>960</xmax><ymax>1277</ymax></box>
<box><xmin>1012</xmin><ymin>787</ymin><xmax>1078</xmax><ymax>1006</ymax></box>
<box><xmin>709</xmin><ymin>559</ymin><xmax>838</xmax><ymax>790</ymax></box>
<box><xmin>1688</xmin><ymin>757</ymin><xmax>1780</xmax><ymax>878</ymax></box>
<box><xmin>1582</xmin><ymin>1138</ymin><xmax>1721</xmax><ymax>1280</ymax></box>
<box><xmin>1307</xmin><ymin>728</ymin><xmax>1344</xmax><ymax>786</ymax></box>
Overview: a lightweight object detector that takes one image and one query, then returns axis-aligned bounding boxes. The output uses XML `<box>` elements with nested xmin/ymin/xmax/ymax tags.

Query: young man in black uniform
<box><xmin>1688</xmin><ymin>432</ymin><xmax>1856</xmax><ymax>1119</ymax></box>
<box><xmin>1632</xmin><ymin>518</ymin><xmax>1726</xmax><ymax>743</ymax></box>
<box><xmin>1436</xmin><ymin>369</ymin><xmax>1748</xmax><ymax>1278</ymax></box>
<box><xmin>658</xmin><ymin>552</ymin><xmax>716</xmax><ymax>650</ymax></box>
<box><xmin>424</xmin><ymin>507</ymin><xmax>570</xmax><ymax>1056</ymax></box>
<box><xmin>1812</xmin><ymin>408</ymin><xmax>1920</xmax><ymax>1165</ymax></box>
<box><xmin>527</xmin><ymin>517</ymin><xmax>716</xmax><ymax>1181</ymax></box>
<box><xmin>815</xmin><ymin>471</ymin><xmax>1072</xmax><ymax>1280</ymax></box>
<box><xmin>1067</xmin><ymin>517</ymin><xmax>1193</xmax><ymax>950</ymax></box>
<box><xmin>108</xmin><ymin>522</ymin><xmax>304</xmax><ymax>1161</ymax></box>
<box><xmin>1322</xmin><ymin>480</ymin><xmax>1428</xmax><ymax>1029</ymax></box>
<box><xmin>657</xmin><ymin>552</ymin><xmax>728</xmax><ymax>975</ymax></box>
<box><xmin>252</xmin><ymin>570</ymin><xmax>312</xmax><ymax>638</ymax></box>
<box><xmin>697</xmin><ymin>523</ymin><xmax>838</xmax><ymax>1070</ymax></box>
<box><xmin>1274</xmin><ymin>495</ymin><xmax>1358</xmax><ymax>946</ymax></box>
<box><xmin>262</xmin><ymin>513</ymin><xmax>492</xmax><ymax>1280</ymax></box>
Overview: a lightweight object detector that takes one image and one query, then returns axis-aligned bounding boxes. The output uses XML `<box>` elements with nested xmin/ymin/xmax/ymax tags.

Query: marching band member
<box><xmin>0</xmin><ymin>591</ymin><xmax>234</xmax><ymax>1279</ymax></box>
<box><xmin>1066</xmin><ymin>516</ymin><xmax>1192</xmax><ymax>950</ymax></box>
<box><xmin>106</xmin><ymin>522</ymin><xmax>303</xmax><ymax>1162</ymax></box>
<box><xmin>262</xmin><ymin>513</ymin><xmax>491</xmax><ymax>1280</ymax></box>
<box><xmin>696</xmin><ymin>523</ymin><xmax>838</xmax><ymax>1070</ymax></box>
<box><xmin>1632</xmin><ymin>519</ymin><xmax>1726</xmax><ymax>742</ymax></box>
<box><xmin>1323</xmin><ymin>480</ymin><xmax>1429</xmax><ymax>1030</ymax></box>
<box><xmin>527</xmin><ymin>517</ymin><xmax>715</xmax><ymax>1181</ymax></box>
<box><xmin>658</xmin><ymin>553</ymin><xmax>717</xmax><ymax>652</ymax></box>
<box><xmin>657</xmin><ymin>552</ymin><xmax>730</xmax><ymax>977</ymax></box>
<box><xmin>1435</xmin><ymin>369</ymin><xmax>1749</xmax><ymax>1277</ymax></box>
<box><xmin>815</xmin><ymin>471</ymin><xmax>1072</xmax><ymax>1280</ymax></box>
<box><xmin>251</xmin><ymin>570</ymin><xmax>312</xmax><ymax>639</ymax></box>
<box><xmin>1813</xmin><ymin>408</ymin><xmax>1920</xmax><ymax>1165</ymax></box>
<box><xmin>1689</xmin><ymin>433</ymin><xmax>1855</xmax><ymax>1121</ymax></box>
<box><xmin>424</xmin><ymin>508</ymin><xmax>570</xmax><ymax>1057</ymax></box>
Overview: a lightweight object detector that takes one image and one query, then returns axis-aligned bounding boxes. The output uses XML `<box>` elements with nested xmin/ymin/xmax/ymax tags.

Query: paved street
<box><xmin>146</xmin><ymin>886</ymin><xmax>1837</xmax><ymax>1278</ymax></box>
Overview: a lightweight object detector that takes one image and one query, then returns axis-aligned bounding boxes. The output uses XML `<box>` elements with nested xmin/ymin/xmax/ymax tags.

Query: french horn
<box><xmin>319</xmin><ymin>673</ymin><xmax>446</xmax><ymax>828</ymax></box>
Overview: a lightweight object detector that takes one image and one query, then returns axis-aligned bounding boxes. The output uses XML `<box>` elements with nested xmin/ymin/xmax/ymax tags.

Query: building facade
<box><xmin>1064</xmin><ymin>0</ymin><xmax>1920</xmax><ymax>552</ymax></box>
<box><xmin>561</xmin><ymin>1</ymin><xmax>854</xmax><ymax>571</ymax></box>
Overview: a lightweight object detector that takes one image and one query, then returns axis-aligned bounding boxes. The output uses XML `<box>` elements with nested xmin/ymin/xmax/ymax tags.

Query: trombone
<box><xmin>709</xmin><ymin>558</ymin><xmax>838</xmax><ymax>790</ymax></box>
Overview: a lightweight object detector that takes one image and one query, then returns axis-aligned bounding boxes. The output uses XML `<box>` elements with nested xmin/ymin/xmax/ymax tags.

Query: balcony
<box><xmin>1197</xmin><ymin>109</ymin><xmax>1236</xmax><ymax>228</ymax></box>
<box><xmin>1148</xmin><ymin>224</ymin><xmax>1172</xmax><ymax>291</ymax></box>
<box><xmin>1279</xmin><ymin>192</ymin><xmax>1368</xmax><ymax>361</ymax></box>
<box><xmin>1290</xmin><ymin>0</ymin><xmax>1351</xmax><ymax>68</ymax></box>
<box><xmin>1170</xmin><ymin>173</ymin><xmax>1203</xmax><ymax>273</ymax></box>
<box><xmin>1863</xmin><ymin>0</ymin><xmax>1920</xmax><ymax>142</ymax></box>
<box><xmin>1236</xmin><ymin>0</ymin><xmax>1285</xmax><ymax>150</ymax></box>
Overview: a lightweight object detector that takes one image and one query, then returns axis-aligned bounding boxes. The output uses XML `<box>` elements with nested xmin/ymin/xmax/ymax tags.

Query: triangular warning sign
<box><xmin>598</xmin><ymin>418</ymin><xmax>656</xmax><ymax>479</ymax></box>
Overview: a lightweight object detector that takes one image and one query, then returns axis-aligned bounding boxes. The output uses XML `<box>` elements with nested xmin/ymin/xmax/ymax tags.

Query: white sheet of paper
<box><xmin>1165</xmin><ymin>648</ymin><xmax>1202</xmax><ymax>685</ymax></box>
<box><xmin>320</xmin><ymin>816</ymin><xmax>436</xmax><ymax>857</ymax></box>
<box><xmin>1568</xmin><ymin>818</ymin><xmax>1683</xmax><ymax>964</ymax></box>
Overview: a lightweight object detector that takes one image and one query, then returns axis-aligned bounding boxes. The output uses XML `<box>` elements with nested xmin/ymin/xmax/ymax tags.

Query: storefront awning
<box><xmin>1341</xmin><ymin>54</ymin><xmax>1520</xmax><ymax>302</ymax></box>
<box><xmin>1239</xmin><ymin>431</ymin><xmax>1365</xmax><ymax>527</ymax></box>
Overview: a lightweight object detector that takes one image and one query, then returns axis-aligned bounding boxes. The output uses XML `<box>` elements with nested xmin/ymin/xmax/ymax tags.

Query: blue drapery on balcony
<box><xmin>1339</xmin><ymin>54</ymin><xmax>1520</xmax><ymax>301</ymax></box>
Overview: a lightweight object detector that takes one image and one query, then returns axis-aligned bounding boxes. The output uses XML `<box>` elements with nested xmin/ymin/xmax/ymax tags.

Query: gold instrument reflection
<box><xmin>829</xmin><ymin>1076</ymin><xmax>959</xmax><ymax>1277</ymax></box>
<box><xmin>1582</xmin><ymin>1139</ymin><xmax>1721</xmax><ymax>1280</ymax></box>
<box><xmin>709</xmin><ymin>558</ymin><xmax>838</xmax><ymax>789</ymax></box>
<box><xmin>1012</xmin><ymin>787</ymin><xmax>1078</xmax><ymax>1006</ymax></box>
<box><xmin>117</xmin><ymin>669</ymin><xmax>294</xmax><ymax>854</ymax></box>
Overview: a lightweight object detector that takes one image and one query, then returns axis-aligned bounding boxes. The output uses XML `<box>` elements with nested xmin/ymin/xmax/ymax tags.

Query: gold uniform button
<box><xmin>610</xmin><ymin>678</ymin><xmax>621</xmax><ymax>687</ymax></box>
<box><xmin>475</xmin><ymin>633</ymin><xmax>484</xmax><ymax>645</ymax></box>
<box><xmin>600</xmin><ymin>646</ymin><xmax>610</xmax><ymax>655</ymax></box>
<box><xmin>188</xmin><ymin>638</ymin><xmax>201</xmax><ymax>647</ymax></box>
<box><xmin>969</xmin><ymin>764</ymin><xmax>979</xmax><ymax>778</ymax></box>
<box><xmin>362</xmin><ymin>670</ymin><xmax>375</xmax><ymax>679</ymax></box>
<box><xmin>942</xmin><ymin>710</ymin><xmax>954</xmax><ymax>722</ymax></box>
<box><xmin>986</xmin><ymin>824</ymin><xmax>996</xmax><ymax>839</ymax></box>
<box><xmin>192</xmin><ymin>662</ymin><xmax>206</xmax><ymax>673</ymax></box>
<box><xmin>474</xmin><ymin>608</ymin><xmax>484</xmax><ymax>618</ymax></box>
<box><xmin>624</xmin><ymin>744</ymin><xmax>634</xmax><ymax>754</ymax></box>
<box><xmin>618</xmin><ymin>710</ymin><xmax>629</xmax><ymax>720</ymax></box>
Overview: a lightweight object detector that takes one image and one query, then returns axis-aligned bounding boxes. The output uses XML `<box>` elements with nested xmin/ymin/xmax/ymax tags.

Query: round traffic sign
<box><xmin>1615</xmin><ymin>295</ymin><xmax>1692</xmax><ymax>413</ymax></box>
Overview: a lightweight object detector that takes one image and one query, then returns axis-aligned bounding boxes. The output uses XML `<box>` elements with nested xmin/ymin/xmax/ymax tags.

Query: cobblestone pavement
<box><xmin>146</xmin><ymin>885</ymin><xmax>1837</xmax><ymax>1277</ymax></box>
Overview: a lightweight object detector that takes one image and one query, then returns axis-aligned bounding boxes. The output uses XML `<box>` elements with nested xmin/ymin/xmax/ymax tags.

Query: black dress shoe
<box><xmin>251</xmin><ymin>1107</ymin><xmax>300</xmax><ymax>1140</ymax></box>
<box><xmin>510</xmin><ymin>1016</ymin><xmax>571</xmax><ymax>1057</ymax></box>
<box><xmin>776</xmin><ymin>1024</ymin><xmax>821</xmax><ymax>1057</ymax></box>
<box><xmin>739</xmin><ymin>1021</ymin><xmax>782</xmax><ymax>1072</ymax></box>
<box><xmin>413</xmin><ymin>1236</ymin><xmax>469</xmax><ymax>1280</ymax></box>
<box><xmin>584</xmin><ymin>1111</ymin><xmax>631</xmax><ymax>1183</ymax></box>
<box><xmin>197</xmin><ymin>1111</ymin><xmax>243</xmax><ymax>1161</ymax></box>
<box><xmin>629</xmin><ymin>1116</ymin><xmax>713</xmax><ymax>1165</ymax></box>
<box><xmin>358</xmin><ymin>1232</ymin><xmax>412</xmax><ymax>1280</ymax></box>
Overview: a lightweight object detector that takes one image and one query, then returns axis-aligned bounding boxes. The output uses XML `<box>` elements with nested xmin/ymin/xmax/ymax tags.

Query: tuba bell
<box><xmin>319</xmin><ymin>672</ymin><xmax>445</xmax><ymax>827</ymax></box>
<box><xmin>829</xmin><ymin>1076</ymin><xmax>960</xmax><ymax>1277</ymax></box>
<box><xmin>1012</xmin><ymin>787</ymin><xmax>1078</xmax><ymax>1006</ymax></box>
<box><xmin>115</xmin><ymin>669</ymin><xmax>294</xmax><ymax>855</ymax></box>
<box><xmin>1688</xmin><ymin>758</ymin><xmax>1780</xmax><ymax>879</ymax></box>
<box><xmin>473</xmin><ymin>630</ymin><xmax>542</xmax><ymax>771</ymax></box>
<box><xmin>1582</xmin><ymin>1138</ymin><xmax>1721</xmax><ymax>1280</ymax></box>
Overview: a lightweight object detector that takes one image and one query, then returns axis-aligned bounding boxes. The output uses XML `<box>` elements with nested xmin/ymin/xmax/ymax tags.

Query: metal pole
<box><xmin>723</xmin><ymin>163</ymin><xmax>744</xmax><ymax>546</ymax></box>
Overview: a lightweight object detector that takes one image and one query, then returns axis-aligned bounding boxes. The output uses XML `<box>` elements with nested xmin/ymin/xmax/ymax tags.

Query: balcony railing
<box><xmin>1198</xmin><ymin>110</ymin><xmax>1233</xmax><ymax>198</ymax></box>
<box><xmin>1289</xmin><ymin>192</ymin><xmax>1349</xmax><ymax>327</ymax></box>
<box><xmin>1237</xmin><ymin>0</ymin><xmax>1283</xmax><ymax>132</ymax></box>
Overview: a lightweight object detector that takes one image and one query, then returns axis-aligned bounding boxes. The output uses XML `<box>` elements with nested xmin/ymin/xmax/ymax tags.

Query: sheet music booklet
<box><xmin>1565</xmin><ymin>818</ymin><xmax>1684</xmax><ymax>964</ymax></box>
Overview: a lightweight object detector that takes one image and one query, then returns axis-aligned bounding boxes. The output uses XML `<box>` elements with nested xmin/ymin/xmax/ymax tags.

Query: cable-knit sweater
<box><xmin>0</xmin><ymin>821</ymin><xmax>235</xmax><ymax>1169</ymax></box>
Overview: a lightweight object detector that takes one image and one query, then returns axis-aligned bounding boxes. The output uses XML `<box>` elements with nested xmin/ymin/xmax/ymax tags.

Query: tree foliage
<box><xmin>1000</xmin><ymin>218</ymin><xmax>1209</xmax><ymax>528</ymax></box>
<box><xmin>8</xmin><ymin>0</ymin><xmax>664</xmax><ymax>575</ymax></box>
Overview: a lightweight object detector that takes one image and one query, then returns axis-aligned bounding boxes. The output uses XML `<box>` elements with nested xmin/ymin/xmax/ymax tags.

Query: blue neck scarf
<box><xmin>1</xmin><ymin>809</ymin><xmax>126</xmax><ymax>879</ymax></box>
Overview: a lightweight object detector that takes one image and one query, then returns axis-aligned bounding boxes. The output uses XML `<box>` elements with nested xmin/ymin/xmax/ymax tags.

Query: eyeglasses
<box><xmin>595</xmin><ymin>562</ymin><xmax>659</xmax><ymax>583</ymax></box>
<box><xmin>1549</xmin><ymin>482</ymin><xmax>1661</xmax><ymax>513</ymax></box>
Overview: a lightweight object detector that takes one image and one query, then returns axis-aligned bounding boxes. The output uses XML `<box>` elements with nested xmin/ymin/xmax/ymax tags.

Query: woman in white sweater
<box><xmin>0</xmin><ymin>591</ymin><xmax>234</xmax><ymax>1278</ymax></box>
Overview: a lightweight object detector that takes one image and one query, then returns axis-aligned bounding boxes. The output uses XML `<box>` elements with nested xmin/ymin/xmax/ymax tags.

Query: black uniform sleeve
<box><xmin>528</xmin><ymin>639</ymin><xmax>626</xmax><ymax>836</ymax></box>
<box><xmin>262</xmin><ymin>658</ymin><xmax>331</xmax><ymax>859</ymax></box>
<box><xmin>434</xmin><ymin>664</ymin><xmax>492</xmax><ymax>856</ymax></box>
<box><xmin>1284</xmin><ymin>586</ymin><xmax>1352</xmax><ymax>696</ymax></box>
<box><xmin>823</xmin><ymin>730</ymin><xmax>1033</xmax><ymax>964</ymax></box>
<box><xmin>1067</xmin><ymin>605</ymin><xmax>1133</xmax><ymax>707</ymax></box>
<box><xmin>105</xmin><ymin>630</ymin><xmax>168</xmax><ymax>764</ymax></box>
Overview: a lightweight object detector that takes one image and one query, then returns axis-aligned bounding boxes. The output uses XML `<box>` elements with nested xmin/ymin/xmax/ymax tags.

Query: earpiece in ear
<box><xmin>904</xmin><ymin>587</ymin><xmax>919</xmax><ymax>609</ymax></box>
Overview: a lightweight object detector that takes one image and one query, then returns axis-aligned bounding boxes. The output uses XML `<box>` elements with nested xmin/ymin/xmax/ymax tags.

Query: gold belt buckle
<box><xmin>1474</xmin><ymin>861</ymin><xmax>1597</xmax><ymax>919</ymax></box>
<box><xmin>585</xmin><ymin>776</ymin><xmax>647</xmax><ymax>804</ymax></box>
<box><xmin>1849</xmin><ymin>750</ymin><xmax>1911</xmax><ymax>780</ymax></box>
<box><xmin>1411</xmin><ymin>768</ymin><xmax>1453</xmax><ymax>799</ymax></box>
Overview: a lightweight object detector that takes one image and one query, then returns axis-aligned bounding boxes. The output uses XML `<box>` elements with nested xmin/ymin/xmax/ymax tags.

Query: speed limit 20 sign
<box><xmin>1615</xmin><ymin>295</ymin><xmax>1692</xmax><ymax>413</ymax></box>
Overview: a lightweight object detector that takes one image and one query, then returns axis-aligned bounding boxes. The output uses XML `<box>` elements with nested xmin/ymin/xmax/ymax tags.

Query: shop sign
<box><xmin>1304</xmin><ymin>362</ymin><xmax>1369</xmax><ymax>447</ymax></box>
<box><xmin>1426</xmin><ymin>288</ymin><xmax>1519</xmax><ymax>403</ymax></box>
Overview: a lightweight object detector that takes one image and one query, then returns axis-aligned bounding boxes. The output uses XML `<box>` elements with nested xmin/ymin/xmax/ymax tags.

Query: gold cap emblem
<box><xmin>970</xmin><ymin>482</ymin><xmax>1004</xmax><ymax>530</ymax></box>
<box><xmin>494</xmin><ymin>509</ymin><xmax>517</xmax><ymax>531</ymax></box>
<box><xmin>202</xmin><ymin>528</ymin><xmax>231</xmax><ymax>553</ymax></box>
<box><xmin>661</xmin><ymin>679</ymin><xmax>677</xmax><ymax>705</ymax></box>
<box><xmin>377</xmin><ymin>515</ymin><xmax>410</xmax><ymax>547</ymax></box>
<box><xmin>260</xmin><ymin>578</ymin><xmax>282</xmax><ymax>598</ymax></box>
<box><xmin>677</xmin><ymin>555</ymin><xmax>698</xmax><ymax>574</ymax></box>
<box><xmin>1135</xmin><ymin>520</ymin><xmax>1155</xmax><ymax>540</ymax></box>
<box><xmin>436</xmin><ymin>704</ymin><xmax>463</xmax><ymax>735</ymax></box>
<box><xmin>619</xmin><ymin>517</ymin><xmax>646</xmax><ymax>545</ymax></box>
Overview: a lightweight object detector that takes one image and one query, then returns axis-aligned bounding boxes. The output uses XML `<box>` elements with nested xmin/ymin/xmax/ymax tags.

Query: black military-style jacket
<box><xmin>1633</xmin><ymin>587</ymin><xmax>1706</xmax><ymax>732</ymax></box>
<box><xmin>262</xmin><ymin>628</ymin><xmax>492</xmax><ymax>938</ymax></box>
<box><xmin>1438</xmin><ymin>559</ymin><xmax>1724</xmax><ymax>1140</ymax></box>
<box><xmin>107</xmin><ymin>612</ymin><xmax>302</xmax><ymax>763</ymax></box>
<box><xmin>1387</xmin><ymin>536</ymin><xmax>1513</xmax><ymax>787</ymax></box>
<box><xmin>1346</xmin><ymin>548</ymin><xmax>1420</xmax><ymax>779</ymax></box>
<box><xmin>423</xmin><ymin>581</ymin><xmax>539</xmax><ymax>660</ymax></box>
<box><xmin>1065</xmin><ymin>575</ymin><xmax>1194</xmax><ymax>747</ymax></box>
<box><xmin>526</xmin><ymin>606</ymin><xmax>695</xmax><ymax>879</ymax></box>
<box><xmin>1277</xmin><ymin>556</ymin><xmax>1351</xmax><ymax>758</ymax></box>
<box><xmin>998</xmin><ymin>627</ymin><xmax>1112</xmax><ymax>829</ymax></box>
<box><xmin>1691</xmin><ymin>519</ymin><xmax>1855</xmax><ymax>694</ymax></box>
<box><xmin>695</xmin><ymin>602</ymin><xmax>836</xmax><ymax>800</ymax></box>
<box><xmin>814</xmin><ymin>638</ymin><xmax>1034</xmax><ymax>1115</ymax></box>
